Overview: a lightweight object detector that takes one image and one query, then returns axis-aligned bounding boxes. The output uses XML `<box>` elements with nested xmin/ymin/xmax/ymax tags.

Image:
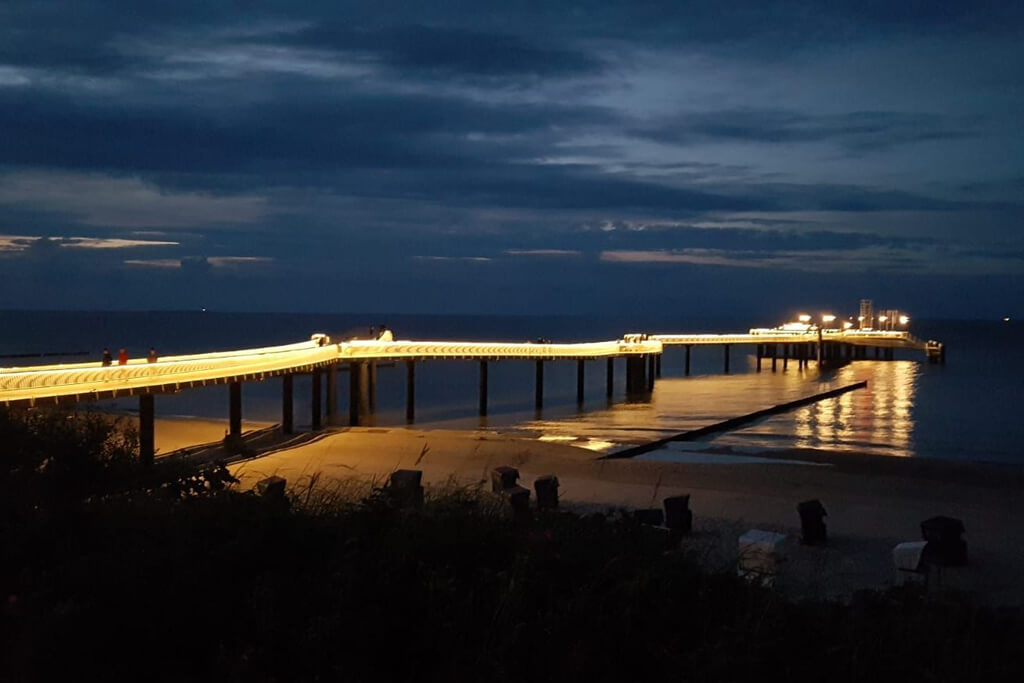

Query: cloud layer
<box><xmin>1</xmin><ymin>1</ymin><xmax>1022</xmax><ymax>317</ymax></box>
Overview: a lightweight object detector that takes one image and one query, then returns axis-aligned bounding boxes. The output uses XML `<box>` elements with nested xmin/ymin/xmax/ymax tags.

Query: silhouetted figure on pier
<box><xmin>101</xmin><ymin>348</ymin><xmax>112</xmax><ymax>366</ymax></box>
<box><xmin>147</xmin><ymin>347</ymin><xmax>158</xmax><ymax>363</ymax></box>
<box><xmin>117</xmin><ymin>348</ymin><xmax>128</xmax><ymax>365</ymax></box>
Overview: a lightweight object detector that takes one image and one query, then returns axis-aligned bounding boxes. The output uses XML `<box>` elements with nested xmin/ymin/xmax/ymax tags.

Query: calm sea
<box><xmin>1</xmin><ymin>311</ymin><xmax>1020</xmax><ymax>464</ymax></box>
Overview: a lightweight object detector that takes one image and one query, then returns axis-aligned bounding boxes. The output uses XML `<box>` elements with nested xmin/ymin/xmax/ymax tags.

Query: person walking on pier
<box><xmin>147</xmin><ymin>347</ymin><xmax>158</xmax><ymax>363</ymax></box>
<box><xmin>101</xmin><ymin>348</ymin><xmax>112</xmax><ymax>366</ymax></box>
<box><xmin>117</xmin><ymin>348</ymin><xmax>128</xmax><ymax>365</ymax></box>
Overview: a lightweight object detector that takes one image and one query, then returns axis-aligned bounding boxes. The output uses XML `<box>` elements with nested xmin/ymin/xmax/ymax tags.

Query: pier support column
<box><xmin>606</xmin><ymin>358</ymin><xmax>614</xmax><ymax>398</ymax></box>
<box><xmin>626</xmin><ymin>355</ymin><xmax>647</xmax><ymax>393</ymax></box>
<box><xmin>229</xmin><ymin>381</ymin><xmax>242</xmax><ymax>439</ymax></box>
<box><xmin>647</xmin><ymin>354</ymin><xmax>656</xmax><ymax>391</ymax></box>
<box><xmin>771</xmin><ymin>344</ymin><xmax>778</xmax><ymax>372</ymax></box>
<box><xmin>655</xmin><ymin>353</ymin><xmax>662</xmax><ymax>378</ymax></box>
<box><xmin>756</xmin><ymin>344</ymin><xmax>762</xmax><ymax>372</ymax></box>
<box><xmin>139</xmin><ymin>394</ymin><xmax>154</xmax><ymax>466</ymax></box>
<box><xmin>874</xmin><ymin>346</ymin><xmax>880</xmax><ymax>359</ymax></box>
<box><xmin>281</xmin><ymin>374</ymin><xmax>294</xmax><ymax>435</ymax></box>
<box><xmin>349</xmin><ymin>362</ymin><xmax>368</xmax><ymax>426</ymax></box>
<box><xmin>685</xmin><ymin>345</ymin><xmax>692</xmax><ymax>376</ymax></box>
<box><xmin>311</xmin><ymin>370</ymin><xmax>322</xmax><ymax>430</ymax></box>
<box><xmin>406</xmin><ymin>361</ymin><xmax>415</xmax><ymax>423</ymax></box>
<box><xmin>782</xmin><ymin>344</ymin><xmax>789</xmax><ymax>371</ymax></box>
<box><xmin>325</xmin><ymin>364</ymin><xmax>338</xmax><ymax>425</ymax></box>
<box><xmin>368</xmin><ymin>362</ymin><xmax>377</xmax><ymax>414</ymax></box>
<box><xmin>479</xmin><ymin>361</ymin><xmax>488</xmax><ymax>416</ymax></box>
<box><xmin>885</xmin><ymin>347</ymin><xmax>894</xmax><ymax>361</ymax></box>
<box><xmin>535</xmin><ymin>361</ymin><xmax>544</xmax><ymax>409</ymax></box>
<box><xmin>723</xmin><ymin>345</ymin><xmax>730</xmax><ymax>374</ymax></box>
<box><xmin>576</xmin><ymin>360</ymin><xmax>585</xmax><ymax>405</ymax></box>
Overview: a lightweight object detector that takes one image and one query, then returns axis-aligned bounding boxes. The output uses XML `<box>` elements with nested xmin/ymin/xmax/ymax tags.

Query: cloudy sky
<box><xmin>1</xmin><ymin>1</ymin><xmax>1022</xmax><ymax>318</ymax></box>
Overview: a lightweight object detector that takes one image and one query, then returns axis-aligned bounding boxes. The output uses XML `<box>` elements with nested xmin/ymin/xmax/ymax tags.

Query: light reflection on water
<box><xmin>518</xmin><ymin>360</ymin><xmax>921</xmax><ymax>458</ymax></box>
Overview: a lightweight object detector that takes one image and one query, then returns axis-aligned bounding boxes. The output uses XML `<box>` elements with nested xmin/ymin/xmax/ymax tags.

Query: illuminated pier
<box><xmin>0</xmin><ymin>324</ymin><xmax>944</xmax><ymax>463</ymax></box>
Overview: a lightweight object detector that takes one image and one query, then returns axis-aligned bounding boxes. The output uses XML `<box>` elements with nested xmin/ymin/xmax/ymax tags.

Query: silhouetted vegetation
<box><xmin>1</xmin><ymin>407</ymin><xmax>1022</xmax><ymax>682</ymax></box>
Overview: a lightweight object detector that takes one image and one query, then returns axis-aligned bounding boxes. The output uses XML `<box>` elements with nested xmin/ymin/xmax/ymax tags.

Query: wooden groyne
<box><xmin>602</xmin><ymin>380</ymin><xmax>868</xmax><ymax>460</ymax></box>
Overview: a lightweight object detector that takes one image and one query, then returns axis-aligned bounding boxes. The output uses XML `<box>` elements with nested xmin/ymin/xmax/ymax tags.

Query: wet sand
<box><xmin>153</xmin><ymin>420</ymin><xmax>1024</xmax><ymax>605</ymax></box>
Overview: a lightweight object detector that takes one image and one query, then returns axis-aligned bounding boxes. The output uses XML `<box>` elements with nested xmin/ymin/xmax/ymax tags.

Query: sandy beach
<box><xmin>152</xmin><ymin>419</ymin><xmax>1024</xmax><ymax>605</ymax></box>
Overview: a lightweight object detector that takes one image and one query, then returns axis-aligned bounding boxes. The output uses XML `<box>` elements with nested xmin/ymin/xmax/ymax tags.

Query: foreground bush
<box><xmin>1</xmin><ymin>407</ymin><xmax>1022</xmax><ymax>681</ymax></box>
<box><xmin>0</xmin><ymin>480</ymin><xmax>1020</xmax><ymax>682</ymax></box>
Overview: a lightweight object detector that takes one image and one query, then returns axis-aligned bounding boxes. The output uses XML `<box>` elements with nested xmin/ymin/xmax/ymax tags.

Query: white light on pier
<box><xmin>798</xmin><ymin>314</ymin><xmax>811</xmax><ymax>323</ymax></box>
<box><xmin>898</xmin><ymin>315</ymin><xmax>910</xmax><ymax>325</ymax></box>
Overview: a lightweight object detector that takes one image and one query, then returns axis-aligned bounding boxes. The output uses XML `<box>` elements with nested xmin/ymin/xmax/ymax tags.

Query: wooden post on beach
<box><xmin>577</xmin><ymin>359</ymin><xmax>585</xmax><ymax>405</ymax></box>
<box><xmin>311</xmin><ymin>370</ymin><xmax>322</xmax><ymax>430</ymax></box>
<box><xmin>535</xmin><ymin>360</ymin><xmax>544</xmax><ymax>409</ymax></box>
<box><xmin>685</xmin><ymin>345</ymin><xmax>692</xmax><ymax>376</ymax></box>
<box><xmin>723</xmin><ymin>344</ymin><xmax>730</xmax><ymax>374</ymax></box>
<box><xmin>606</xmin><ymin>358</ymin><xmax>614</xmax><ymax>398</ymax></box>
<box><xmin>229</xmin><ymin>381</ymin><xmax>242</xmax><ymax>438</ymax></box>
<box><xmin>406</xmin><ymin>361</ymin><xmax>415</xmax><ymax>423</ymax></box>
<box><xmin>479</xmin><ymin>361</ymin><xmax>488</xmax><ymax>416</ymax></box>
<box><xmin>139</xmin><ymin>394</ymin><xmax>154</xmax><ymax>466</ymax></box>
<box><xmin>281</xmin><ymin>374</ymin><xmax>294</xmax><ymax>434</ymax></box>
<box><xmin>325</xmin><ymin>364</ymin><xmax>338</xmax><ymax>425</ymax></box>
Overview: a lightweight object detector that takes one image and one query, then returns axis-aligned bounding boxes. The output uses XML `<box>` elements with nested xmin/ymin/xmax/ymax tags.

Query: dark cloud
<box><xmin>633</xmin><ymin>110</ymin><xmax>979</xmax><ymax>153</ymax></box>
<box><xmin>288</xmin><ymin>24</ymin><xmax>605</xmax><ymax>78</ymax></box>
<box><xmin>0</xmin><ymin>86</ymin><xmax>614</xmax><ymax>174</ymax></box>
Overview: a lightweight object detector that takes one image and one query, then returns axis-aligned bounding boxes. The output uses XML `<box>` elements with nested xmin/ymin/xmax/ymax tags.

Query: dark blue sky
<box><xmin>1</xmin><ymin>1</ymin><xmax>1021</xmax><ymax>318</ymax></box>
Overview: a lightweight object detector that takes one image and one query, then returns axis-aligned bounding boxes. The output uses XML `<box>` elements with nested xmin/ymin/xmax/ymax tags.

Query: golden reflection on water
<box><xmin>833</xmin><ymin>360</ymin><xmax>919</xmax><ymax>456</ymax></box>
<box><xmin>525</xmin><ymin>356</ymin><xmax>921</xmax><ymax>458</ymax></box>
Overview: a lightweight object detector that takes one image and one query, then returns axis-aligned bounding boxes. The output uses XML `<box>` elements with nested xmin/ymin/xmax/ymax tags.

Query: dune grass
<box><xmin>1</xmin><ymin>406</ymin><xmax>1022</xmax><ymax>682</ymax></box>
